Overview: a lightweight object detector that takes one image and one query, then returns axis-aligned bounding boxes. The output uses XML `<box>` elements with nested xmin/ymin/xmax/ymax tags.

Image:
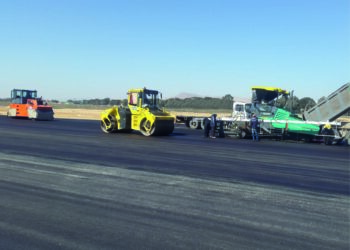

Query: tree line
<box><xmin>67</xmin><ymin>98</ymin><xmax>124</xmax><ymax>106</ymax></box>
<box><xmin>0</xmin><ymin>95</ymin><xmax>333</xmax><ymax>114</ymax></box>
<box><xmin>66</xmin><ymin>94</ymin><xmax>320</xmax><ymax>114</ymax></box>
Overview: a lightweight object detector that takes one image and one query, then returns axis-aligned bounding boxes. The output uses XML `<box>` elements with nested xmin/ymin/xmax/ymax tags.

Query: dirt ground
<box><xmin>0</xmin><ymin>106</ymin><xmax>102</xmax><ymax>120</ymax></box>
<box><xmin>53</xmin><ymin>109</ymin><xmax>103</xmax><ymax>120</ymax></box>
<box><xmin>0</xmin><ymin>106</ymin><xmax>8</xmax><ymax>116</ymax></box>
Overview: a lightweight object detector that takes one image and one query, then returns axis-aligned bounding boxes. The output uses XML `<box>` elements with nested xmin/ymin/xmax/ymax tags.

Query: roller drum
<box><xmin>141</xmin><ymin>118</ymin><xmax>174</xmax><ymax>136</ymax></box>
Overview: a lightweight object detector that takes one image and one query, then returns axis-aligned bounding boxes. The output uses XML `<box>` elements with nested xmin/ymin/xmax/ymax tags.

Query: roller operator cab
<box><xmin>100</xmin><ymin>88</ymin><xmax>175</xmax><ymax>136</ymax></box>
<box><xmin>7</xmin><ymin>89</ymin><xmax>54</xmax><ymax>120</ymax></box>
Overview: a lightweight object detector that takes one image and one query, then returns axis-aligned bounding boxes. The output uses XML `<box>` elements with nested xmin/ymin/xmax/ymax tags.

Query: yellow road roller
<box><xmin>100</xmin><ymin>88</ymin><xmax>175</xmax><ymax>136</ymax></box>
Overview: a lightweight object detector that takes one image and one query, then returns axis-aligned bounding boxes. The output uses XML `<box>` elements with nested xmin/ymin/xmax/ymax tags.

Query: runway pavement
<box><xmin>0</xmin><ymin>116</ymin><xmax>349</xmax><ymax>250</ymax></box>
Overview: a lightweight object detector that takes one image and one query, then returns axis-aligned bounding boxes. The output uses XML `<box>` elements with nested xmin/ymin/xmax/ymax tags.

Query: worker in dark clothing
<box><xmin>250</xmin><ymin>113</ymin><xmax>259</xmax><ymax>141</ymax></box>
<box><xmin>321</xmin><ymin>123</ymin><xmax>334</xmax><ymax>145</ymax></box>
<box><xmin>203</xmin><ymin>117</ymin><xmax>210</xmax><ymax>137</ymax></box>
<box><xmin>210</xmin><ymin>114</ymin><xmax>217</xmax><ymax>138</ymax></box>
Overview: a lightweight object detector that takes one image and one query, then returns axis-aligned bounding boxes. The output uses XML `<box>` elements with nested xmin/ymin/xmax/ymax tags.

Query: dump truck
<box><xmin>100</xmin><ymin>88</ymin><xmax>175</xmax><ymax>136</ymax></box>
<box><xmin>302</xmin><ymin>82</ymin><xmax>350</xmax><ymax>144</ymax></box>
<box><xmin>7</xmin><ymin>89</ymin><xmax>54</xmax><ymax>120</ymax></box>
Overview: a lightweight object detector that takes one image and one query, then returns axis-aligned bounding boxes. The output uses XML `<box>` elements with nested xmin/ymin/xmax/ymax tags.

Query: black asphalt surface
<box><xmin>0</xmin><ymin>115</ymin><xmax>349</xmax><ymax>250</ymax></box>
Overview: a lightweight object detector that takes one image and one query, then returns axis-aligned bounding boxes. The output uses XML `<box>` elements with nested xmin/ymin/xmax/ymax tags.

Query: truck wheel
<box><xmin>239</xmin><ymin>129</ymin><xmax>247</xmax><ymax>139</ymax></box>
<box><xmin>189</xmin><ymin>120</ymin><xmax>200</xmax><ymax>129</ymax></box>
<box><xmin>324</xmin><ymin>136</ymin><xmax>334</xmax><ymax>145</ymax></box>
<box><xmin>101</xmin><ymin>116</ymin><xmax>117</xmax><ymax>133</ymax></box>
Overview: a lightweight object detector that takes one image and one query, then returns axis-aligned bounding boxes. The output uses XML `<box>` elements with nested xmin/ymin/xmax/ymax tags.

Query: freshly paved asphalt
<box><xmin>0</xmin><ymin>115</ymin><xmax>349</xmax><ymax>250</ymax></box>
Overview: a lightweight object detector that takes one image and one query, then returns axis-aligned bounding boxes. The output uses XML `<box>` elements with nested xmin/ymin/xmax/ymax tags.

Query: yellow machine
<box><xmin>100</xmin><ymin>88</ymin><xmax>175</xmax><ymax>136</ymax></box>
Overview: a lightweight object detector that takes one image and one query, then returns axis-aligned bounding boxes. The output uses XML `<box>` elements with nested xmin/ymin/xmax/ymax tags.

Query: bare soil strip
<box><xmin>0</xmin><ymin>106</ymin><xmax>231</xmax><ymax>120</ymax></box>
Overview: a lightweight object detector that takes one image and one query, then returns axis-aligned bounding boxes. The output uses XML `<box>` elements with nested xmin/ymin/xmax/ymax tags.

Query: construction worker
<box><xmin>250</xmin><ymin>113</ymin><xmax>259</xmax><ymax>141</ymax></box>
<box><xmin>203</xmin><ymin>117</ymin><xmax>210</xmax><ymax>137</ymax></box>
<box><xmin>210</xmin><ymin>114</ymin><xmax>217</xmax><ymax>138</ymax></box>
<box><xmin>321</xmin><ymin>123</ymin><xmax>333</xmax><ymax>145</ymax></box>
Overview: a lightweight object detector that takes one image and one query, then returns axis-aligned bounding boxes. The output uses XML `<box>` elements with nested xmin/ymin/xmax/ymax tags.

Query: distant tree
<box><xmin>318</xmin><ymin>96</ymin><xmax>326</xmax><ymax>104</ymax></box>
<box><xmin>67</xmin><ymin>99</ymin><xmax>82</xmax><ymax>104</ymax></box>
<box><xmin>286</xmin><ymin>96</ymin><xmax>300</xmax><ymax>113</ymax></box>
<box><xmin>221</xmin><ymin>94</ymin><xmax>233</xmax><ymax>109</ymax></box>
<box><xmin>121</xmin><ymin>99</ymin><xmax>128</xmax><ymax>106</ymax></box>
<box><xmin>299</xmin><ymin>97</ymin><xmax>316</xmax><ymax>111</ymax></box>
<box><xmin>164</xmin><ymin>95</ymin><xmax>235</xmax><ymax>109</ymax></box>
<box><xmin>110</xmin><ymin>99</ymin><xmax>121</xmax><ymax>106</ymax></box>
<box><xmin>222</xmin><ymin>94</ymin><xmax>233</xmax><ymax>102</ymax></box>
<box><xmin>0</xmin><ymin>98</ymin><xmax>11</xmax><ymax>102</ymax></box>
<box><xmin>101</xmin><ymin>98</ymin><xmax>110</xmax><ymax>106</ymax></box>
<box><xmin>275</xmin><ymin>96</ymin><xmax>288</xmax><ymax>108</ymax></box>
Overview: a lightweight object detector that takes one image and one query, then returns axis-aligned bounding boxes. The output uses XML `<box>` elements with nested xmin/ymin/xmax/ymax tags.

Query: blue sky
<box><xmin>0</xmin><ymin>0</ymin><xmax>349</xmax><ymax>101</ymax></box>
